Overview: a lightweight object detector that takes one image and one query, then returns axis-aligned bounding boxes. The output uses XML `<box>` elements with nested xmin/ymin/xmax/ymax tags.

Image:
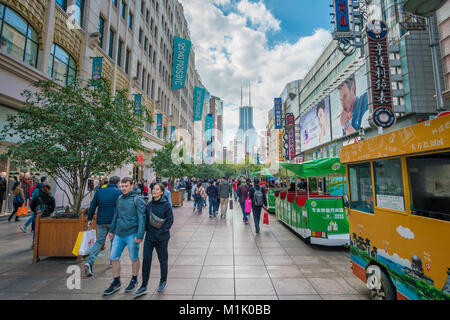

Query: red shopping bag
<box><xmin>229</xmin><ymin>199</ymin><xmax>233</xmax><ymax>209</ymax></box>
<box><xmin>263</xmin><ymin>212</ymin><xmax>269</xmax><ymax>225</ymax></box>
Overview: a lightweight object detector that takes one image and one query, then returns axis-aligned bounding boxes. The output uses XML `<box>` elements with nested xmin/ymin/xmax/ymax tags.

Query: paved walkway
<box><xmin>0</xmin><ymin>199</ymin><xmax>369</xmax><ymax>300</ymax></box>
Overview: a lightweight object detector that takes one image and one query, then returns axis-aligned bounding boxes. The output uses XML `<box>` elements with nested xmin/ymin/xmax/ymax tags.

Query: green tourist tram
<box><xmin>275</xmin><ymin>158</ymin><xmax>350</xmax><ymax>246</ymax></box>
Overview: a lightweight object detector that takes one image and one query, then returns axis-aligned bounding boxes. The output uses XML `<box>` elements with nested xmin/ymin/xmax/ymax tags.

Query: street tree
<box><xmin>0</xmin><ymin>78</ymin><xmax>146</xmax><ymax>214</ymax></box>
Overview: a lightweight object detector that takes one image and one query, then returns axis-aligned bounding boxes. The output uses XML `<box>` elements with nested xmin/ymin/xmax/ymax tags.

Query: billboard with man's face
<box><xmin>330</xmin><ymin>66</ymin><xmax>369</xmax><ymax>140</ymax></box>
<box><xmin>300</xmin><ymin>96</ymin><xmax>331</xmax><ymax>152</ymax></box>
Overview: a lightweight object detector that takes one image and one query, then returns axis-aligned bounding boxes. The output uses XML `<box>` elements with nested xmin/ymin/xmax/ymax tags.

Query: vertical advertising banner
<box><xmin>172</xmin><ymin>36</ymin><xmax>191</xmax><ymax>90</ymax></box>
<box><xmin>285</xmin><ymin>113</ymin><xmax>296</xmax><ymax>160</ymax></box>
<box><xmin>300</xmin><ymin>96</ymin><xmax>332</xmax><ymax>151</ymax></box>
<box><xmin>134</xmin><ymin>94</ymin><xmax>142</xmax><ymax>116</ymax></box>
<box><xmin>91</xmin><ymin>57</ymin><xmax>103</xmax><ymax>86</ymax></box>
<box><xmin>274</xmin><ymin>98</ymin><xmax>283</xmax><ymax>129</ymax></box>
<box><xmin>205</xmin><ymin>113</ymin><xmax>214</xmax><ymax>143</ymax></box>
<box><xmin>366</xmin><ymin>20</ymin><xmax>395</xmax><ymax>128</ymax></box>
<box><xmin>193</xmin><ymin>86</ymin><xmax>206</xmax><ymax>121</ymax></box>
<box><xmin>330</xmin><ymin>66</ymin><xmax>369</xmax><ymax>139</ymax></box>
<box><xmin>156</xmin><ymin>113</ymin><xmax>163</xmax><ymax>130</ymax></box>
<box><xmin>278</xmin><ymin>130</ymin><xmax>284</xmax><ymax>161</ymax></box>
<box><xmin>170</xmin><ymin>126</ymin><xmax>176</xmax><ymax>141</ymax></box>
<box><xmin>334</xmin><ymin>0</ymin><xmax>350</xmax><ymax>33</ymax></box>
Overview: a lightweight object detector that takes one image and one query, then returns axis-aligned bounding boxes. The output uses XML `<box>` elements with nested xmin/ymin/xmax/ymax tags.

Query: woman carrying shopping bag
<box><xmin>194</xmin><ymin>182</ymin><xmax>206</xmax><ymax>214</ymax></box>
<box><xmin>135</xmin><ymin>183</ymin><xmax>174</xmax><ymax>297</ymax></box>
<box><xmin>8</xmin><ymin>181</ymin><xmax>25</xmax><ymax>222</ymax></box>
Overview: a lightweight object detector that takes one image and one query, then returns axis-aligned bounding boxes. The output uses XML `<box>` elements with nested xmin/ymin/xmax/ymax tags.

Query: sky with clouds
<box><xmin>180</xmin><ymin>0</ymin><xmax>334</xmax><ymax>146</ymax></box>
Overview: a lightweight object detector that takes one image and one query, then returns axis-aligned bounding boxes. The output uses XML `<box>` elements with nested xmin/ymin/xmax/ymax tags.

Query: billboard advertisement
<box><xmin>300</xmin><ymin>96</ymin><xmax>331</xmax><ymax>151</ymax></box>
<box><xmin>330</xmin><ymin>66</ymin><xmax>369</xmax><ymax>140</ymax></box>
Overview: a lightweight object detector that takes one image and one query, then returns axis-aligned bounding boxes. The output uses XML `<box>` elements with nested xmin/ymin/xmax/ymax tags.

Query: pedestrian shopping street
<box><xmin>0</xmin><ymin>200</ymin><xmax>368</xmax><ymax>300</ymax></box>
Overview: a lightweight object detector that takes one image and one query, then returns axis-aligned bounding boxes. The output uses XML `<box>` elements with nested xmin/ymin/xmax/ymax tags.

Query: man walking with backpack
<box><xmin>248</xmin><ymin>179</ymin><xmax>268</xmax><ymax>233</ymax></box>
<box><xmin>84</xmin><ymin>176</ymin><xmax>122</xmax><ymax>277</ymax></box>
<box><xmin>104</xmin><ymin>177</ymin><xmax>146</xmax><ymax>296</ymax></box>
<box><xmin>218</xmin><ymin>177</ymin><xmax>232</xmax><ymax>219</ymax></box>
<box><xmin>20</xmin><ymin>176</ymin><xmax>48</xmax><ymax>234</ymax></box>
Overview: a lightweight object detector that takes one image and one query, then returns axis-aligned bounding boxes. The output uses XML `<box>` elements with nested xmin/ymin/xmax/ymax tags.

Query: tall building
<box><xmin>0</xmin><ymin>0</ymin><xmax>207</xmax><ymax>210</ymax></box>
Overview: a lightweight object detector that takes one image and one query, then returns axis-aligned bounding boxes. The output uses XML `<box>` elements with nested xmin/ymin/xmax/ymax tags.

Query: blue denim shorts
<box><xmin>110</xmin><ymin>234</ymin><xmax>140</xmax><ymax>262</ymax></box>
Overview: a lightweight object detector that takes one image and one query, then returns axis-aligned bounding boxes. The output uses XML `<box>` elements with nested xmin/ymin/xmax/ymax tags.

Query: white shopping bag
<box><xmin>78</xmin><ymin>230</ymin><xmax>97</xmax><ymax>256</ymax></box>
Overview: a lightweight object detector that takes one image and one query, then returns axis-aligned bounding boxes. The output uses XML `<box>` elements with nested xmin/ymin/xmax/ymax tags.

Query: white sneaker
<box><xmin>20</xmin><ymin>226</ymin><xmax>27</xmax><ymax>233</ymax></box>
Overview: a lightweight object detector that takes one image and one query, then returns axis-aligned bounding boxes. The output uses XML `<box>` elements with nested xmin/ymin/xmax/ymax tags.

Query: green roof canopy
<box><xmin>253</xmin><ymin>168</ymin><xmax>273</xmax><ymax>177</ymax></box>
<box><xmin>280</xmin><ymin>157</ymin><xmax>346</xmax><ymax>178</ymax></box>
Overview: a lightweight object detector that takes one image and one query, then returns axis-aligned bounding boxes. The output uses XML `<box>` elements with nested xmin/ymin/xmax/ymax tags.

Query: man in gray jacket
<box><xmin>104</xmin><ymin>177</ymin><xmax>146</xmax><ymax>296</ymax></box>
<box><xmin>218</xmin><ymin>177</ymin><xmax>233</xmax><ymax>219</ymax></box>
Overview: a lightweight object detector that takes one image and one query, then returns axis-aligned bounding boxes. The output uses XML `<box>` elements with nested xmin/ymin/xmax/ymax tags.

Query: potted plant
<box><xmin>0</xmin><ymin>78</ymin><xmax>146</xmax><ymax>262</ymax></box>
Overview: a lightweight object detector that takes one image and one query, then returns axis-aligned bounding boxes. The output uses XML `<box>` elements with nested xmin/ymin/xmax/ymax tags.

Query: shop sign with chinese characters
<box><xmin>367</xmin><ymin>20</ymin><xmax>396</xmax><ymax>128</ymax></box>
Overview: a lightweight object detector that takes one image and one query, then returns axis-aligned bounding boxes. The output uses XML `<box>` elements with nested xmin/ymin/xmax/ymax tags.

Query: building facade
<box><xmin>292</xmin><ymin>0</ymin><xmax>449</xmax><ymax>162</ymax></box>
<box><xmin>0</xmin><ymin>0</ymin><xmax>206</xmax><ymax>211</ymax></box>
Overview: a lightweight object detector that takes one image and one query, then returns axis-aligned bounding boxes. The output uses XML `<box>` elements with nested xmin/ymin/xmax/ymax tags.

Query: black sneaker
<box><xmin>104</xmin><ymin>281</ymin><xmax>121</xmax><ymax>295</ymax></box>
<box><xmin>125</xmin><ymin>278</ymin><xmax>138</xmax><ymax>293</ymax></box>
<box><xmin>133</xmin><ymin>286</ymin><xmax>148</xmax><ymax>297</ymax></box>
<box><xmin>84</xmin><ymin>262</ymin><xmax>94</xmax><ymax>277</ymax></box>
<box><xmin>157</xmin><ymin>281</ymin><xmax>167</xmax><ymax>292</ymax></box>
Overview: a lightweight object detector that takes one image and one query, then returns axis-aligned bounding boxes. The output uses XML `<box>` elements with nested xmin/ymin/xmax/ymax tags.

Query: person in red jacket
<box><xmin>232</xmin><ymin>179</ymin><xmax>238</xmax><ymax>201</ymax></box>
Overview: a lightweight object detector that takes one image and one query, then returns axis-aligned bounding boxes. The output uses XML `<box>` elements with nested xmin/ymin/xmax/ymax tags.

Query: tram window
<box><xmin>407</xmin><ymin>152</ymin><xmax>450</xmax><ymax>221</ymax></box>
<box><xmin>374</xmin><ymin>158</ymin><xmax>405</xmax><ymax>211</ymax></box>
<box><xmin>348</xmin><ymin>163</ymin><xmax>373</xmax><ymax>214</ymax></box>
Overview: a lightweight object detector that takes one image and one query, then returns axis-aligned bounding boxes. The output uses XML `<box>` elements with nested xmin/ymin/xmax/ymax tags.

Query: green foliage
<box><xmin>0</xmin><ymin>78</ymin><xmax>146</xmax><ymax>213</ymax></box>
<box><xmin>149</xmin><ymin>142</ymin><xmax>187</xmax><ymax>178</ymax></box>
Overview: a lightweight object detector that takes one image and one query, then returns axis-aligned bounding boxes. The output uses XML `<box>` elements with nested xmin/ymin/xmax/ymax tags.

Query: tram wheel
<box><xmin>368</xmin><ymin>268</ymin><xmax>396</xmax><ymax>300</ymax></box>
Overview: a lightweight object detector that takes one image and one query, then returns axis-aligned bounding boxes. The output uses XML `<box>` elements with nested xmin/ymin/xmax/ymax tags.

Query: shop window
<box><xmin>348</xmin><ymin>162</ymin><xmax>373</xmax><ymax>214</ymax></box>
<box><xmin>48</xmin><ymin>43</ymin><xmax>77</xmax><ymax>85</ymax></box>
<box><xmin>407</xmin><ymin>152</ymin><xmax>450</xmax><ymax>221</ymax></box>
<box><xmin>0</xmin><ymin>4</ymin><xmax>39</xmax><ymax>67</ymax></box>
<box><xmin>374</xmin><ymin>158</ymin><xmax>405</xmax><ymax>211</ymax></box>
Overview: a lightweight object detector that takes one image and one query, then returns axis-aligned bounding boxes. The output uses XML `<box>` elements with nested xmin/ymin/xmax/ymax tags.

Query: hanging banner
<box><xmin>91</xmin><ymin>57</ymin><xmax>103</xmax><ymax>86</ymax></box>
<box><xmin>170</xmin><ymin>126</ymin><xmax>176</xmax><ymax>141</ymax></box>
<box><xmin>205</xmin><ymin>113</ymin><xmax>214</xmax><ymax>143</ymax></box>
<box><xmin>193</xmin><ymin>86</ymin><xmax>206</xmax><ymax>121</ymax></box>
<box><xmin>156</xmin><ymin>113</ymin><xmax>163</xmax><ymax>130</ymax></box>
<box><xmin>134</xmin><ymin>94</ymin><xmax>142</xmax><ymax>116</ymax></box>
<box><xmin>274</xmin><ymin>98</ymin><xmax>283</xmax><ymax>129</ymax></box>
<box><xmin>367</xmin><ymin>19</ymin><xmax>395</xmax><ymax>129</ymax></box>
<box><xmin>172</xmin><ymin>36</ymin><xmax>191</xmax><ymax>90</ymax></box>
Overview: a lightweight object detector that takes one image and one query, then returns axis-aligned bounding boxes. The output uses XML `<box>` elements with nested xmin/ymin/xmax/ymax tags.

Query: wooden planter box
<box><xmin>33</xmin><ymin>213</ymin><xmax>97</xmax><ymax>263</ymax></box>
<box><xmin>171</xmin><ymin>191</ymin><xmax>183</xmax><ymax>207</ymax></box>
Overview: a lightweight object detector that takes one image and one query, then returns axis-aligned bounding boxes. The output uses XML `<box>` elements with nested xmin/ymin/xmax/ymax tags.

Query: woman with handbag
<box><xmin>135</xmin><ymin>183</ymin><xmax>174</xmax><ymax>297</ymax></box>
<box><xmin>8</xmin><ymin>181</ymin><xmax>25</xmax><ymax>222</ymax></box>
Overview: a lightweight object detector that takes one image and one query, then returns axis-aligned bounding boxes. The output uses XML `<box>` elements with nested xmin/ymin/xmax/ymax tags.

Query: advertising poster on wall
<box><xmin>330</xmin><ymin>66</ymin><xmax>369</xmax><ymax>139</ymax></box>
<box><xmin>300</xmin><ymin>96</ymin><xmax>331</xmax><ymax>151</ymax></box>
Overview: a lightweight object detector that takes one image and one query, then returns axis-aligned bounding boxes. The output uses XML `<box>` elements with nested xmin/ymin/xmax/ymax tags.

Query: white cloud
<box><xmin>180</xmin><ymin>0</ymin><xmax>332</xmax><ymax>146</ymax></box>
<box><xmin>396</xmin><ymin>226</ymin><xmax>415</xmax><ymax>239</ymax></box>
<box><xmin>237</xmin><ymin>0</ymin><xmax>281</xmax><ymax>33</ymax></box>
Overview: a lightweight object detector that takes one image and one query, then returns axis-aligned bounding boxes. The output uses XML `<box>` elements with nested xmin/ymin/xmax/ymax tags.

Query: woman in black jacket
<box><xmin>134</xmin><ymin>183</ymin><xmax>173</xmax><ymax>297</ymax></box>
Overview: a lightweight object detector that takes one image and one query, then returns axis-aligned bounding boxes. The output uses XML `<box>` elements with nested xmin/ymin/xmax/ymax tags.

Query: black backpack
<box><xmin>253</xmin><ymin>188</ymin><xmax>264</xmax><ymax>207</ymax></box>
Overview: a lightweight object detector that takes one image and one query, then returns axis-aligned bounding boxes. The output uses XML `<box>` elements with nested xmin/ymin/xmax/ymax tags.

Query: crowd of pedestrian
<box><xmin>3</xmin><ymin>173</ymin><xmax>269</xmax><ymax>297</ymax></box>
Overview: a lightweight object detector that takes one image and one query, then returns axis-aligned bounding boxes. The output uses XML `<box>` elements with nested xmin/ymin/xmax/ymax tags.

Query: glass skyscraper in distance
<box><xmin>236</xmin><ymin>105</ymin><xmax>258</xmax><ymax>156</ymax></box>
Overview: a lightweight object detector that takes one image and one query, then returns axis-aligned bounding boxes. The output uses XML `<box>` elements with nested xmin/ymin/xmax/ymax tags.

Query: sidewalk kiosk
<box><xmin>340</xmin><ymin>114</ymin><xmax>450</xmax><ymax>300</ymax></box>
<box><xmin>274</xmin><ymin>158</ymin><xmax>349</xmax><ymax>246</ymax></box>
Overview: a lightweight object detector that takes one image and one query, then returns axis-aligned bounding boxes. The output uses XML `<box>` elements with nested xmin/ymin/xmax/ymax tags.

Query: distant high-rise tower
<box><xmin>236</xmin><ymin>84</ymin><xmax>257</xmax><ymax>158</ymax></box>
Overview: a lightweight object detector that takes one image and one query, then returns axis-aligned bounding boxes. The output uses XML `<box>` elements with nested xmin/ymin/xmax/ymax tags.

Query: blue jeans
<box><xmin>209</xmin><ymin>197</ymin><xmax>217</xmax><ymax>216</ymax></box>
<box><xmin>24</xmin><ymin>214</ymin><xmax>35</xmax><ymax>228</ymax></box>
<box><xmin>87</xmin><ymin>224</ymin><xmax>112</xmax><ymax>265</ymax></box>
<box><xmin>194</xmin><ymin>194</ymin><xmax>203</xmax><ymax>213</ymax></box>
<box><xmin>240</xmin><ymin>201</ymin><xmax>248</xmax><ymax>222</ymax></box>
<box><xmin>234</xmin><ymin>190</ymin><xmax>238</xmax><ymax>201</ymax></box>
<box><xmin>110</xmin><ymin>233</ymin><xmax>140</xmax><ymax>261</ymax></box>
